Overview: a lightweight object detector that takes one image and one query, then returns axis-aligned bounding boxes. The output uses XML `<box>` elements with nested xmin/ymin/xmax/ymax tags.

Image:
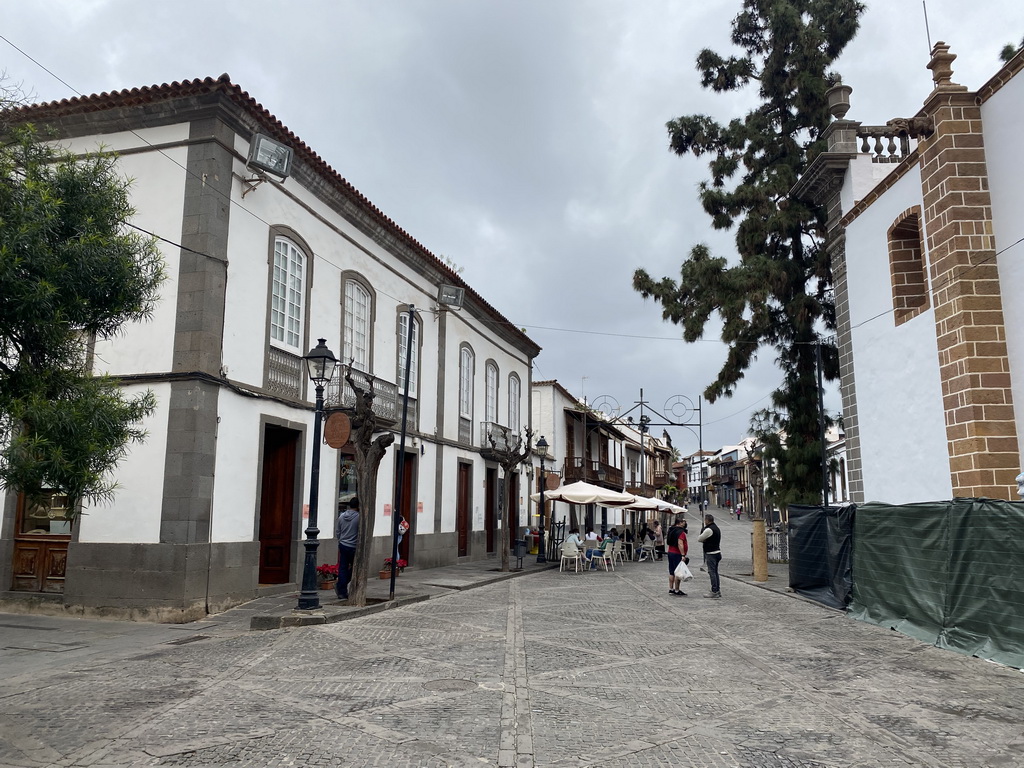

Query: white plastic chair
<box><xmin>611</xmin><ymin>540</ymin><xmax>627</xmax><ymax>567</ymax></box>
<box><xmin>637</xmin><ymin>540</ymin><xmax>657</xmax><ymax>562</ymax></box>
<box><xmin>559</xmin><ymin>540</ymin><xmax>586</xmax><ymax>573</ymax></box>
<box><xmin>589</xmin><ymin>543</ymin><xmax>615</xmax><ymax>572</ymax></box>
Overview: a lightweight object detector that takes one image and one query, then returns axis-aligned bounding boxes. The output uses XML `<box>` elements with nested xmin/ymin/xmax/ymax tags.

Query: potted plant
<box><xmin>316</xmin><ymin>563</ymin><xmax>339</xmax><ymax>590</ymax></box>
<box><xmin>379</xmin><ymin>558</ymin><xmax>407</xmax><ymax>579</ymax></box>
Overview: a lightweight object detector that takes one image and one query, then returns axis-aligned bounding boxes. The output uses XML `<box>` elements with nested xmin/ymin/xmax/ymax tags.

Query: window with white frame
<box><xmin>459</xmin><ymin>345</ymin><xmax>474</xmax><ymax>419</ymax></box>
<box><xmin>397</xmin><ymin>311</ymin><xmax>419</xmax><ymax>398</ymax></box>
<box><xmin>485</xmin><ymin>362</ymin><xmax>498</xmax><ymax>423</ymax></box>
<box><xmin>343</xmin><ymin>280</ymin><xmax>371</xmax><ymax>372</ymax></box>
<box><xmin>508</xmin><ymin>373</ymin><xmax>521</xmax><ymax>433</ymax></box>
<box><xmin>271</xmin><ymin>237</ymin><xmax>304</xmax><ymax>350</ymax></box>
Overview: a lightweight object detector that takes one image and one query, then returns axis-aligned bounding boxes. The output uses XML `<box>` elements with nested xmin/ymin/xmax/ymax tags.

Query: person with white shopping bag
<box><xmin>666</xmin><ymin>515</ymin><xmax>691</xmax><ymax>595</ymax></box>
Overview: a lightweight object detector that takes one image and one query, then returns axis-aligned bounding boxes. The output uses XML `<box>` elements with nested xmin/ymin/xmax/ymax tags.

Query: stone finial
<box><xmin>826</xmin><ymin>82</ymin><xmax>853</xmax><ymax>120</ymax></box>
<box><xmin>927</xmin><ymin>41</ymin><xmax>961</xmax><ymax>88</ymax></box>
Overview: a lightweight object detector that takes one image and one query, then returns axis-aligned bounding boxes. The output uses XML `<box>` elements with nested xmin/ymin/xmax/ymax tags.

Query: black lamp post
<box><xmin>597</xmin><ymin>467</ymin><xmax>608</xmax><ymax>537</ymax></box>
<box><xmin>536</xmin><ymin>436</ymin><xmax>549</xmax><ymax>564</ymax></box>
<box><xmin>298</xmin><ymin>338</ymin><xmax>339</xmax><ymax>611</ymax></box>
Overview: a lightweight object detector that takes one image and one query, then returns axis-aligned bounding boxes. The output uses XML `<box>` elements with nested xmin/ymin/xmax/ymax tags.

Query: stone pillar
<box><xmin>918</xmin><ymin>43</ymin><xmax>1020</xmax><ymax>499</ymax></box>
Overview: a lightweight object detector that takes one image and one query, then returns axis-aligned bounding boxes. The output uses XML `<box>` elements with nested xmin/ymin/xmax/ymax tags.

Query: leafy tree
<box><xmin>632</xmin><ymin>0</ymin><xmax>864</xmax><ymax>507</ymax></box>
<box><xmin>1000</xmin><ymin>36</ymin><xmax>1024</xmax><ymax>63</ymax></box>
<box><xmin>0</xmin><ymin>112</ymin><xmax>165</xmax><ymax>512</ymax></box>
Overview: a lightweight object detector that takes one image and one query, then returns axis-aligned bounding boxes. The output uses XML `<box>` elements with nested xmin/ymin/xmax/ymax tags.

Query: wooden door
<box><xmin>506</xmin><ymin>471</ymin><xmax>519</xmax><ymax>548</ymax></box>
<box><xmin>485</xmin><ymin>467</ymin><xmax>497</xmax><ymax>553</ymax></box>
<box><xmin>398</xmin><ymin>452</ymin><xmax>415</xmax><ymax>563</ymax></box>
<box><xmin>11</xmin><ymin>492</ymin><xmax>72</xmax><ymax>593</ymax></box>
<box><xmin>258</xmin><ymin>425</ymin><xmax>299</xmax><ymax>584</ymax></box>
<box><xmin>457</xmin><ymin>463</ymin><xmax>471</xmax><ymax>557</ymax></box>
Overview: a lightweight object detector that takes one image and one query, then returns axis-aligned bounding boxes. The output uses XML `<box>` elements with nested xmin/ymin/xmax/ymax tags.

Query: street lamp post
<box><xmin>536</xmin><ymin>436</ymin><xmax>549</xmax><ymax>564</ymax></box>
<box><xmin>298</xmin><ymin>338</ymin><xmax>339</xmax><ymax>611</ymax></box>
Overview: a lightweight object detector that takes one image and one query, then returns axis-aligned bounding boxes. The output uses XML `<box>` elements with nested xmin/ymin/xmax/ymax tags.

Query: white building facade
<box><xmin>1</xmin><ymin>76</ymin><xmax>539</xmax><ymax>620</ymax></box>
<box><xmin>793</xmin><ymin>44</ymin><xmax>1023</xmax><ymax>503</ymax></box>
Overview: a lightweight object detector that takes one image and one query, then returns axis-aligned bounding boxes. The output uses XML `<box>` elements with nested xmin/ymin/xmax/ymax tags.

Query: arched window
<box><xmin>508</xmin><ymin>373</ymin><xmax>521</xmax><ymax>433</ymax></box>
<box><xmin>888</xmin><ymin>208</ymin><xmax>929</xmax><ymax>326</ymax></box>
<box><xmin>397</xmin><ymin>311</ymin><xmax>420</xmax><ymax>398</ymax></box>
<box><xmin>343</xmin><ymin>278</ymin><xmax>372</xmax><ymax>372</ymax></box>
<box><xmin>485</xmin><ymin>361</ymin><xmax>498</xmax><ymax>423</ymax></box>
<box><xmin>271</xmin><ymin>237</ymin><xmax>305</xmax><ymax>351</ymax></box>
<box><xmin>459</xmin><ymin>345</ymin><xmax>475</xmax><ymax>419</ymax></box>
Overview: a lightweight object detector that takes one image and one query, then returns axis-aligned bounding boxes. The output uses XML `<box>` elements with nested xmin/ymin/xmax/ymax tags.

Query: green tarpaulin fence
<box><xmin>848</xmin><ymin>498</ymin><xmax>1024</xmax><ymax>669</ymax></box>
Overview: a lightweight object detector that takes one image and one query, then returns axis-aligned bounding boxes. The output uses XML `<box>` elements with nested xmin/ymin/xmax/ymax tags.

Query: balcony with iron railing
<box><xmin>324</xmin><ymin>366</ymin><xmax>401</xmax><ymax>427</ymax></box>
<box><xmin>480</xmin><ymin>421</ymin><xmax>525</xmax><ymax>458</ymax></box>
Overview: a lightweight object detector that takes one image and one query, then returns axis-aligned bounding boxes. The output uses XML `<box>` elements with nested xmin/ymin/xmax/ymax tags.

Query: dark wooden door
<box><xmin>506</xmin><ymin>471</ymin><xmax>519</xmax><ymax>547</ymax></box>
<box><xmin>398</xmin><ymin>452</ymin><xmax>415</xmax><ymax>563</ymax></box>
<box><xmin>11</xmin><ymin>493</ymin><xmax>71</xmax><ymax>593</ymax></box>
<box><xmin>457</xmin><ymin>463</ymin><xmax>471</xmax><ymax>557</ymax></box>
<box><xmin>258</xmin><ymin>425</ymin><xmax>299</xmax><ymax>584</ymax></box>
<box><xmin>485</xmin><ymin>467</ymin><xmax>497</xmax><ymax>553</ymax></box>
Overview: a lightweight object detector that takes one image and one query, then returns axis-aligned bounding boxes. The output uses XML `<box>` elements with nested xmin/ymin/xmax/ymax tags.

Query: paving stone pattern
<box><xmin>2</xmin><ymin>561</ymin><xmax>1024</xmax><ymax>767</ymax></box>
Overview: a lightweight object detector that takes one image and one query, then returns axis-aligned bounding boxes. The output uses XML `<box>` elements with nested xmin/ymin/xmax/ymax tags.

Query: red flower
<box><xmin>316</xmin><ymin>563</ymin><xmax>339</xmax><ymax>579</ymax></box>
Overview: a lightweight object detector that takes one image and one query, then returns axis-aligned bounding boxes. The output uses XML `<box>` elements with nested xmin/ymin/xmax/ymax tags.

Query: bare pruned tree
<box><xmin>487</xmin><ymin>427</ymin><xmax>533</xmax><ymax>571</ymax></box>
<box><xmin>345</xmin><ymin>369</ymin><xmax>394</xmax><ymax>606</ymax></box>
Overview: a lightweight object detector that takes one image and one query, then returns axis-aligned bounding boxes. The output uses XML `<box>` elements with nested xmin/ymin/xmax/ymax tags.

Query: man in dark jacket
<box><xmin>697</xmin><ymin>513</ymin><xmax>722</xmax><ymax>598</ymax></box>
<box><xmin>335</xmin><ymin>497</ymin><xmax>360</xmax><ymax>600</ymax></box>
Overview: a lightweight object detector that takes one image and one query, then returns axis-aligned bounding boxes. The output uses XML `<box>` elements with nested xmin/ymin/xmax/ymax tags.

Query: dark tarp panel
<box><xmin>787</xmin><ymin>504</ymin><xmax>854</xmax><ymax>610</ymax></box>
<box><xmin>849</xmin><ymin>498</ymin><xmax>1024</xmax><ymax>669</ymax></box>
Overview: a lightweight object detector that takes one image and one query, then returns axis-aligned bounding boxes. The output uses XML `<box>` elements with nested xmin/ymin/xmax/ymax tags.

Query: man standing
<box><xmin>335</xmin><ymin>497</ymin><xmax>360</xmax><ymax>600</ymax></box>
<box><xmin>698</xmin><ymin>513</ymin><xmax>722</xmax><ymax>599</ymax></box>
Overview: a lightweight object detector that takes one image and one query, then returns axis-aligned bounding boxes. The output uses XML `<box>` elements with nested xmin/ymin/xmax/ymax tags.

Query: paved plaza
<box><xmin>2</xmin><ymin>516</ymin><xmax>1023</xmax><ymax>767</ymax></box>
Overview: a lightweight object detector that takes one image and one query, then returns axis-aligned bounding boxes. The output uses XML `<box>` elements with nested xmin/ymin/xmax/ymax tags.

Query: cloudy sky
<box><xmin>3</xmin><ymin>0</ymin><xmax>1022</xmax><ymax>453</ymax></box>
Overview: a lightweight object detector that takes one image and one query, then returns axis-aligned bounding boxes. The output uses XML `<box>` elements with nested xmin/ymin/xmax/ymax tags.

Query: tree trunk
<box><xmin>751</xmin><ymin>518</ymin><xmax>769</xmax><ymax>582</ymax></box>
<box><xmin>345</xmin><ymin>372</ymin><xmax>395</xmax><ymax>607</ymax></box>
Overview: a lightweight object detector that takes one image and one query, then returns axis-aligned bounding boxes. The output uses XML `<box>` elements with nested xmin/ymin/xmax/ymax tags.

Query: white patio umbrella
<box><xmin>529</xmin><ymin>480</ymin><xmax>636</xmax><ymax>507</ymax></box>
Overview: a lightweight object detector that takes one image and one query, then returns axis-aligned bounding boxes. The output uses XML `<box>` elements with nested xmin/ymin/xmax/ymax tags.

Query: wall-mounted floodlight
<box><xmin>437</xmin><ymin>284</ymin><xmax>465</xmax><ymax>310</ymax></box>
<box><xmin>246</xmin><ymin>133</ymin><xmax>294</xmax><ymax>178</ymax></box>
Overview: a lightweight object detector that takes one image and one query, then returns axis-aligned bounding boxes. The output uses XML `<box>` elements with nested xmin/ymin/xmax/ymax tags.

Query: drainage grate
<box><xmin>165</xmin><ymin>634</ymin><xmax>210</xmax><ymax>646</ymax></box>
<box><xmin>423</xmin><ymin>679</ymin><xmax>477</xmax><ymax>692</ymax></box>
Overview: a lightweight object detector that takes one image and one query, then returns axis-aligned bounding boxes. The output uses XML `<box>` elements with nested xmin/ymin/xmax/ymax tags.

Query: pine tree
<box><xmin>1</xmin><ymin>113</ymin><xmax>165</xmax><ymax>512</ymax></box>
<box><xmin>632</xmin><ymin>0</ymin><xmax>864</xmax><ymax>507</ymax></box>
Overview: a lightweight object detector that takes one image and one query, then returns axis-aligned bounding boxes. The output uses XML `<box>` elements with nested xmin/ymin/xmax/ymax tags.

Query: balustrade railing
<box><xmin>324</xmin><ymin>366</ymin><xmax>399</xmax><ymax>424</ymax></box>
<box><xmin>267</xmin><ymin>346</ymin><xmax>303</xmax><ymax>400</ymax></box>
<box><xmin>855</xmin><ymin>117</ymin><xmax>931</xmax><ymax>163</ymax></box>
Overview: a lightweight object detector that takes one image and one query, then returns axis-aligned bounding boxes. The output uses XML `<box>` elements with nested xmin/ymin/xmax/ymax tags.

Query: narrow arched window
<box><xmin>271</xmin><ymin>237</ymin><xmax>304</xmax><ymax>351</ymax></box>
<box><xmin>485</xmin><ymin>361</ymin><xmax>498</xmax><ymax>423</ymax></box>
<box><xmin>459</xmin><ymin>346</ymin><xmax>475</xmax><ymax>419</ymax></box>
<box><xmin>508</xmin><ymin>373</ymin><xmax>521</xmax><ymax>433</ymax></box>
<box><xmin>888</xmin><ymin>209</ymin><xmax>929</xmax><ymax>326</ymax></box>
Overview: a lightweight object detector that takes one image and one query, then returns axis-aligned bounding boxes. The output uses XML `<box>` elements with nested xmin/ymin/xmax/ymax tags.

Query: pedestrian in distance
<box><xmin>335</xmin><ymin>497</ymin><xmax>360</xmax><ymax>600</ymax></box>
<box><xmin>698</xmin><ymin>513</ymin><xmax>722</xmax><ymax>599</ymax></box>
<box><xmin>736</xmin><ymin>503</ymin><xmax>743</xmax><ymax>521</ymax></box>
<box><xmin>652</xmin><ymin>519</ymin><xmax>665</xmax><ymax>560</ymax></box>
<box><xmin>666</xmin><ymin>515</ymin><xmax>688</xmax><ymax>596</ymax></box>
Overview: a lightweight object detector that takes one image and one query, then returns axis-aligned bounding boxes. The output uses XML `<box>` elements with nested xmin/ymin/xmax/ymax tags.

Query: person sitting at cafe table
<box><xmin>566</xmin><ymin>528</ymin><xmax>584</xmax><ymax>549</ymax></box>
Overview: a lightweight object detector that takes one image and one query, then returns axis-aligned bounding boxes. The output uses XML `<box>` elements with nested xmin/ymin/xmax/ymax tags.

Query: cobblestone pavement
<box><xmin>2</xmin><ymin>546</ymin><xmax>1024</xmax><ymax>768</ymax></box>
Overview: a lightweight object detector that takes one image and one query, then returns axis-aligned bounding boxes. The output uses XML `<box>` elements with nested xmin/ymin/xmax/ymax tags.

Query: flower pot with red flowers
<box><xmin>316</xmin><ymin>563</ymin><xmax>339</xmax><ymax>590</ymax></box>
<box><xmin>380</xmin><ymin>558</ymin><xmax>407</xmax><ymax>578</ymax></box>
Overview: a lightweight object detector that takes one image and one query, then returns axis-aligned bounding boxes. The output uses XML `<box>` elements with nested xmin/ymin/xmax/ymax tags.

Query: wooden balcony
<box><xmin>563</xmin><ymin>457</ymin><xmax>623</xmax><ymax>488</ymax></box>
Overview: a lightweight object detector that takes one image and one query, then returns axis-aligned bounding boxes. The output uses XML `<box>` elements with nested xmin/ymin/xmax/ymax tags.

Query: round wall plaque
<box><xmin>545</xmin><ymin>473</ymin><xmax>561</xmax><ymax>490</ymax></box>
<box><xmin>324</xmin><ymin>412</ymin><xmax>352</xmax><ymax>448</ymax></box>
